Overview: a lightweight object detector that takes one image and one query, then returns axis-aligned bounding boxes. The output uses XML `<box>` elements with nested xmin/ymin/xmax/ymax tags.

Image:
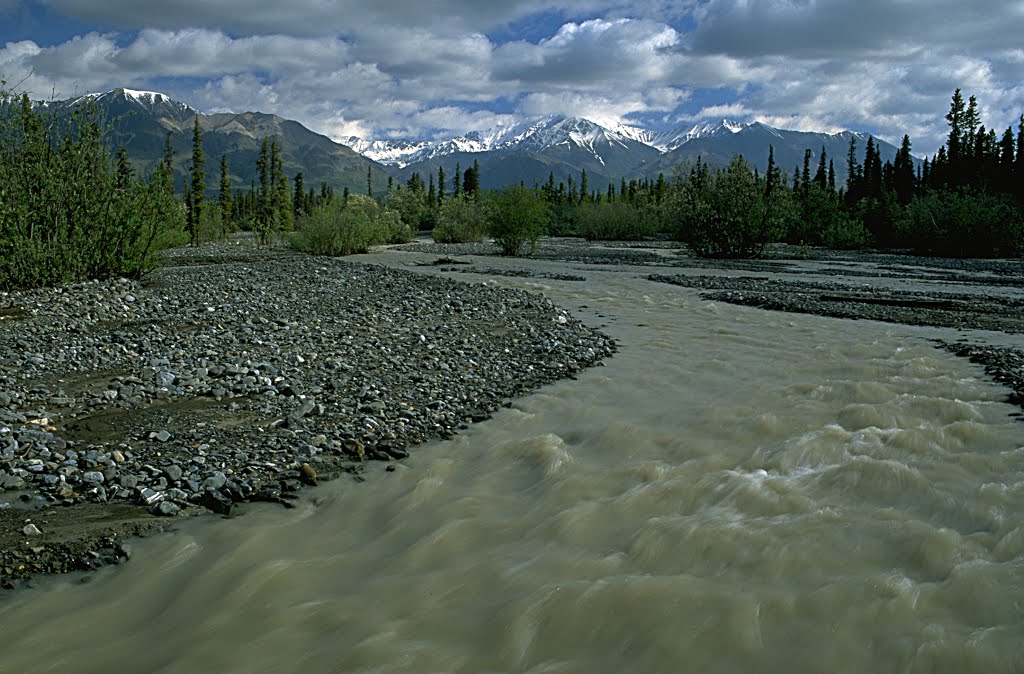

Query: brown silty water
<box><xmin>1</xmin><ymin>252</ymin><xmax>1023</xmax><ymax>673</ymax></box>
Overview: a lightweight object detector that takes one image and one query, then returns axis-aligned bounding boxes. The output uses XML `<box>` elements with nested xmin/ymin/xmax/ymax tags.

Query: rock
<box><xmin>82</xmin><ymin>471</ymin><xmax>105</xmax><ymax>484</ymax></box>
<box><xmin>22</xmin><ymin>524</ymin><xmax>42</xmax><ymax>536</ymax></box>
<box><xmin>150</xmin><ymin>501</ymin><xmax>180</xmax><ymax>516</ymax></box>
<box><xmin>138</xmin><ymin>488</ymin><xmax>163</xmax><ymax>505</ymax></box>
<box><xmin>299</xmin><ymin>463</ymin><xmax>317</xmax><ymax>485</ymax></box>
<box><xmin>151</xmin><ymin>430</ymin><xmax>171</xmax><ymax>443</ymax></box>
<box><xmin>155</xmin><ymin>371</ymin><xmax>176</xmax><ymax>387</ymax></box>
<box><xmin>203</xmin><ymin>472</ymin><xmax>227</xmax><ymax>491</ymax></box>
<box><xmin>111</xmin><ymin>450</ymin><xmax>126</xmax><ymax>463</ymax></box>
<box><xmin>163</xmin><ymin>464</ymin><xmax>184</xmax><ymax>483</ymax></box>
<box><xmin>198</xmin><ymin>489</ymin><xmax>233</xmax><ymax>516</ymax></box>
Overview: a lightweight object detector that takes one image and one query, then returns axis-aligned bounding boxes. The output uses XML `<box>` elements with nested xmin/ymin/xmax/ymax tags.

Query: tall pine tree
<box><xmin>187</xmin><ymin>115</ymin><xmax>205</xmax><ymax>246</ymax></box>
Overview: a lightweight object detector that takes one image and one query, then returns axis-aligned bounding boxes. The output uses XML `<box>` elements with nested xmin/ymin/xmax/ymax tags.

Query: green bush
<box><xmin>385</xmin><ymin>184</ymin><xmax>429</xmax><ymax>232</ymax></box>
<box><xmin>0</xmin><ymin>91</ymin><xmax>182</xmax><ymax>290</ymax></box>
<box><xmin>898</xmin><ymin>189</ymin><xmax>1023</xmax><ymax>257</ymax></box>
<box><xmin>487</xmin><ymin>185</ymin><xmax>548</xmax><ymax>256</ymax></box>
<box><xmin>575</xmin><ymin>201</ymin><xmax>660</xmax><ymax>240</ymax></box>
<box><xmin>669</xmin><ymin>156</ymin><xmax>785</xmax><ymax>258</ymax></box>
<box><xmin>432</xmin><ymin>195</ymin><xmax>488</xmax><ymax>243</ymax></box>
<box><xmin>290</xmin><ymin>193</ymin><xmax>388</xmax><ymax>255</ymax></box>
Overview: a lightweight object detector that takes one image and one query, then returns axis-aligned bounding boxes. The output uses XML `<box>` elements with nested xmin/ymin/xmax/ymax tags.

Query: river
<box><xmin>2</xmin><ymin>248</ymin><xmax>1022</xmax><ymax>673</ymax></box>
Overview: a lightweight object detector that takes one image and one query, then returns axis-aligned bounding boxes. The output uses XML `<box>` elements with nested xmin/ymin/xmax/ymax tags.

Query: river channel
<box><xmin>2</xmin><ymin>247</ymin><xmax>1023</xmax><ymax>673</ymax></box>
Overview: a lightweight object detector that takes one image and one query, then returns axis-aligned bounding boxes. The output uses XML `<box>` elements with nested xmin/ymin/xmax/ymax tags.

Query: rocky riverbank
<box><xmin>0</xmin><ymin>241</ymin><xmax>615</xmax><ymax>588</ymax></box>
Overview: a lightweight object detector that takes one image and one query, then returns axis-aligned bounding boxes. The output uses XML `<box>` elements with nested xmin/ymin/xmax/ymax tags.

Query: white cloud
<box><xmin>2</xmin><ymin>0</ymin><xmax>1021</xmax><ymax>152</ymax></box>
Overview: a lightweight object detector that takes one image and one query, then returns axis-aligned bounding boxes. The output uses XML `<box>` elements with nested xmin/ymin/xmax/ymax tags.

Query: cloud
<box><xmin>3</xmin><ymin>1</ymin><xmax>1022</xmax><ymax>153</ymax></box>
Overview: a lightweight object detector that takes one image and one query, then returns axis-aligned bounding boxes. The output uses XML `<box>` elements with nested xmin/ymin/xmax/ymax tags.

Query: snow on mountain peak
<box><xmin>346</xmin><ymin>115</ymin><xmax>792</xmax><ymax>166</ymax></box>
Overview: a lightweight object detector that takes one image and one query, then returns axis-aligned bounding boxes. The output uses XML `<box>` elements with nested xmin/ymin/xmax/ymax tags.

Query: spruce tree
<box><xmin>367</xmin><ymin>164</ymin><xmax>373</xmax><ymax>198</ymax></box>
<box><xmin>219</xmin><ymin>154</ymin><xmax>232</xmax><ymax>235</ymax></box>
<box><xmin>115</xmin><ymin>147</ymin><xmax>133</xmax><ymax>191</ymax></box>
<box><xmin>579</xmin><ymin>168</ymin><xmax>588</xmax><ymax>203</ymax></box>
<box><xmin>801</xmin><ymin>149</ymin><xmax>812</xmax><ymax>196</ymax></box>
<box><xmin>453</xmin><ymin>161</ymin><xmax>461</xmax><ymax>198</ymax></box>
<box><xmin>946</xmin><ymin>89</ymin><xmax>966</xmax><ymax>166</ymax></box>
<box><xmin>437</xmin><ymin>166</ymin><xmax>446</xmax><ymax>205</ymax></box>
<box><xmin>161</xmin><ymin>130</ymin><xmax>175</xmax><ymax>186</ymax></box>
<box><xmin>814</xmin><ymin>146</ymin><xmax>827</xmax><ymax>190</ymax></box>
<box><xmin>271</xmin><ymin>139</ymin><xmax>293</xmax><ymax>232</ymax></box>
<box><xmin>187</xmin><ymin>115</ymin><xmax>205</xmax><ymax>246</ymax></box>
<box><xmin>765</xmin><ymin>145</ymin><xmax>776</xmax><ymax>196</ymax></box>
<box><xmin>293</xmin><ymin>172</ymin><xmax>305</xmax><ymax>218</ymax></box>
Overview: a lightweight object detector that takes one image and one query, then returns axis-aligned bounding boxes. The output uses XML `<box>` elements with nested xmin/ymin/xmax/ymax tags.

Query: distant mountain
<box><xmin>353</xmin><ymin>117</ymin><xmax>909</xmax><ymax>191</ymax></box>
<box><xmin>51</xmin><ymin>88</ymin><xmax>390</xmax><ymax>197</ymax></box>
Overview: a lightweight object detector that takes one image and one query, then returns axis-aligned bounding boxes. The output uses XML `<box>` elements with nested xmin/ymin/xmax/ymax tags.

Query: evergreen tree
<box><xmin>293</xmin><ymin>172</ymin><xmax>305</xmax><ymax>218</ymax></box>
<box><xmin>219</xmin><ymin>154</ymin><xmax>232</xmax><ymax>235</ymax></box>
<box><xmin>814</xmin><ymin>146</ymin><xmax>827</xmax><ymax>190</ymax></box>
<box><xmin>893</xmin><ymin>134</ymin><xmax>915</xmax><ymax>204</ymax></box>
<box><xmin>271</xmin><ymin>139</ymin><xmax>293</xmax><ymax>232</ymax></box>
<box><xmin>254</xmin><ymin>137</ymin><xmax>273</xmax><ymax>241</ymax></box>
<box><xmin>437</xmin><ymin>166</ymin><xmax>446</xmax><ymax>206</ymax></box>
<box><xmin>367</xmin><ymin>164</ymin><xmax>373</xmax><ymax>198</ymax></box>
<box><xmin>115</xmin><ymin>147</ymin><xmax>133</xmax><ymax>191</ymax></box>
<box><xmin>946</xmin><ymin>89</ymin><xmax>966</xmax><ymax>166</ymax></box>
<box><xmin>827</xmin><ymin>159</ymin><xmax>836</xmax><ymax>192</ymax></box>
<box><xmin>846</xmin><ymin>135</ymin><xmax>859</xmax><ymax>198</ymax></box>
<box><xmin>186</xmin><ymin>115</ymin><xmax>205</xmax><ymax>246</ymax></box>
<box><xmin>462</xmin><ymin>164</ymin><xmax>479</xmax><ymax>198</ymax></box>
<box><xmin>161</xmin><ymin>131</ymin><xmax>175</xmax><ymax>198</ymax></box>
<box><xmin>765</xmin><ymin>145</ymin><xmax>777</xmax><ymax>196</ymax></box>
<box><xmin>428</xmin><ymin>172</ymin><xmax>436</xmax><ymax>207</ymax></box>
<box><xmin>453</xmin><ymin>161</ymin><xmax>461</xmax><ymax>198</ymax></box>
<box><xmin>579</xmin><ymin>168</ymin><xmax>588</xmax><ymax>203</ymax></box>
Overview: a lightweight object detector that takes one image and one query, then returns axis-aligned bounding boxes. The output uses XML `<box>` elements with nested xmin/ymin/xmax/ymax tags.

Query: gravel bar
<box><xmin>0</xmin><ymin>241</ymin><xmax>615</xmax><ymax>588</ymax></box>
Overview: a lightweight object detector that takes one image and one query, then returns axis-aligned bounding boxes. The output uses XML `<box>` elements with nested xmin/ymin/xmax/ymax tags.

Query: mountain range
<box><xmin>347</xmin><ymin>115</ymin><xmax>907</xmax><ymax>192</ymax></box>
<box><xmin>47</xmin><ymin>88</ymin><xmax>390</xmax><ymax>197</ymax></box>
<box><xmin>46</xmin><ymin>88</ymin><xmax>907</xmax><ymax>197</ymax></box>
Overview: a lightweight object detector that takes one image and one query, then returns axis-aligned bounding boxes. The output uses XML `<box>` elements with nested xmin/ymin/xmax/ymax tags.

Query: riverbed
<box><xmin>2</xmin><ymin>242</ymin><xmax>1023</xmax><ymax>673</ymax></box>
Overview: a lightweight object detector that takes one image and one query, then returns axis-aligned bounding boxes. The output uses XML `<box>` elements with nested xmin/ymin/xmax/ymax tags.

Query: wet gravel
<box><xmin>0</xmin><ymin>241</ymin><xmax>615</xmax><ymax>587</ymax></box>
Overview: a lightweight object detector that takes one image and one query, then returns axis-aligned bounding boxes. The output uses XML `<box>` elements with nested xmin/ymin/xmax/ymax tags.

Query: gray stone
<box><xmin>151</xmin><ymin>501</ymin><xmax>180</xmax><ymax>516</ymax></box>
<box><xmin>22</xmin><ymin>523</ymin><xmax>42</xmax><ymax>536</ymax></box>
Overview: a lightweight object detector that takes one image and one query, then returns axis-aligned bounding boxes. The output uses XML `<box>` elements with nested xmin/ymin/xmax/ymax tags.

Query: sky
<box><xmin>1</xmin><ymin>0</ymin><xmax>1023</xmax><ymax>153</ymax></box>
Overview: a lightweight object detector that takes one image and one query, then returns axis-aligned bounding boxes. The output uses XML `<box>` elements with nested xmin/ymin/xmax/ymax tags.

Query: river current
<box><xmin>2</xmin><ymin>250</ymin><xmax>1023</xmax><ymax>673</ymax></box>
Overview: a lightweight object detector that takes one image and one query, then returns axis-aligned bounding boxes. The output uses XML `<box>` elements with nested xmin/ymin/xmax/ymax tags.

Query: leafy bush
<box><xmin>575</xmin><ymin>201</ymin><xmax>661</xmax><ymax>240</ymax></box>
<box><xmin>379</xmin><ymin>208</ymin><xmax>414</xmax><ymax>244</ymax></box>
<box><xmin>0</xmin><ymin>91</ymin><xmax>183</xmax><ymax>290</ymax></box>
<box><xmin>386</xmin><ymin>184</ymin><xmax>429</xmax><ymax>232</ymax></box>
<box><xmin>487</xmin><ymin>185</ymin><xmax>548</xmax><ymax>256</ymax></box>
<box><xmin>432</xmin><ymin>195</ymin><xmax>488</xmax><ymax>243</ymax></box>
<box><xmin>290</xmin><ymin>194</ymin><xmax>388</xmax><ymax>255</ymax></box>
<box><xmin>669</xmin><ymin>156</ymin><xmax>785</xmax><ymax>258</ymax></box>
<box><xmin>898</xmin><ymin>189</ymin><xmax>1023</xmax><ymax>257</ymax></box>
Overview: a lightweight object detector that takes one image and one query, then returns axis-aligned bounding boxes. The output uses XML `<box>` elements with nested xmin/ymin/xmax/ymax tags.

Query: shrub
<box><xmin>669</xmin><ymin>156</ymin><xmax>785</xmax><ymax>258</ymax></box>
<box><xmin>432</xmin><ymin>195</ymin><xmax>488</xmax><ymax>243</ymax></box>
<box><xmin>290</xmin><ymin>194</ymin><xmax>388</xmax><ymax>256</ymax></box>
<box><xmin>898</xmin><ymin>189</ymin><xmax>1023</xmax><ymax>257</ymax></box>
<box><xmin>386</xmin><ymin>184</ymin><xmax>429</xmax><ymax>232</ymax></box>
<box><xmin>575</xmin><ymin>201</ymin><xmax>660</xmax><ymax>240</ymax></box>
<box><xmin>0</xmin><ymin>90</ymin><xmax>182</xmax><ymax>290</ymax></box>
<box><xmin>487</xmin><ymin>185</ymin><xmax>548</xmax><ymax>256</ymax></box>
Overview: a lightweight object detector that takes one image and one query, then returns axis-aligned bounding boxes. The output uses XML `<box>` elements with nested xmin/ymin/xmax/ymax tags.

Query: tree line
<box><xmin>2</xmin><ymin>84</ymin><xmax>1021</xmax><ymax>293</ymax></box>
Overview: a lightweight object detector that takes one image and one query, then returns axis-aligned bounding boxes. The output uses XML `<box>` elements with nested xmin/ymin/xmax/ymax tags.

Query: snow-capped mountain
<box><xmin>348</xmin><ymin>117</ymin><xmax>800</xmax><ymax>170</ymax></box>
<box><xmin>347</xmin><ymin>115</ymin><xmax>664</xmax><ymax>169</ymax></box>
<box><xmin>357</xmin><ymin>116</ymin><xmax>907</xmax><ymax>192</ymax></box>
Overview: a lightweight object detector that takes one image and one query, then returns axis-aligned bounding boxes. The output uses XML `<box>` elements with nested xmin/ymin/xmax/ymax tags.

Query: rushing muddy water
<box><xmin>2</xmin><ymin>251</ymin><xmax>1024</xmax><ymax>673</ymax></box>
